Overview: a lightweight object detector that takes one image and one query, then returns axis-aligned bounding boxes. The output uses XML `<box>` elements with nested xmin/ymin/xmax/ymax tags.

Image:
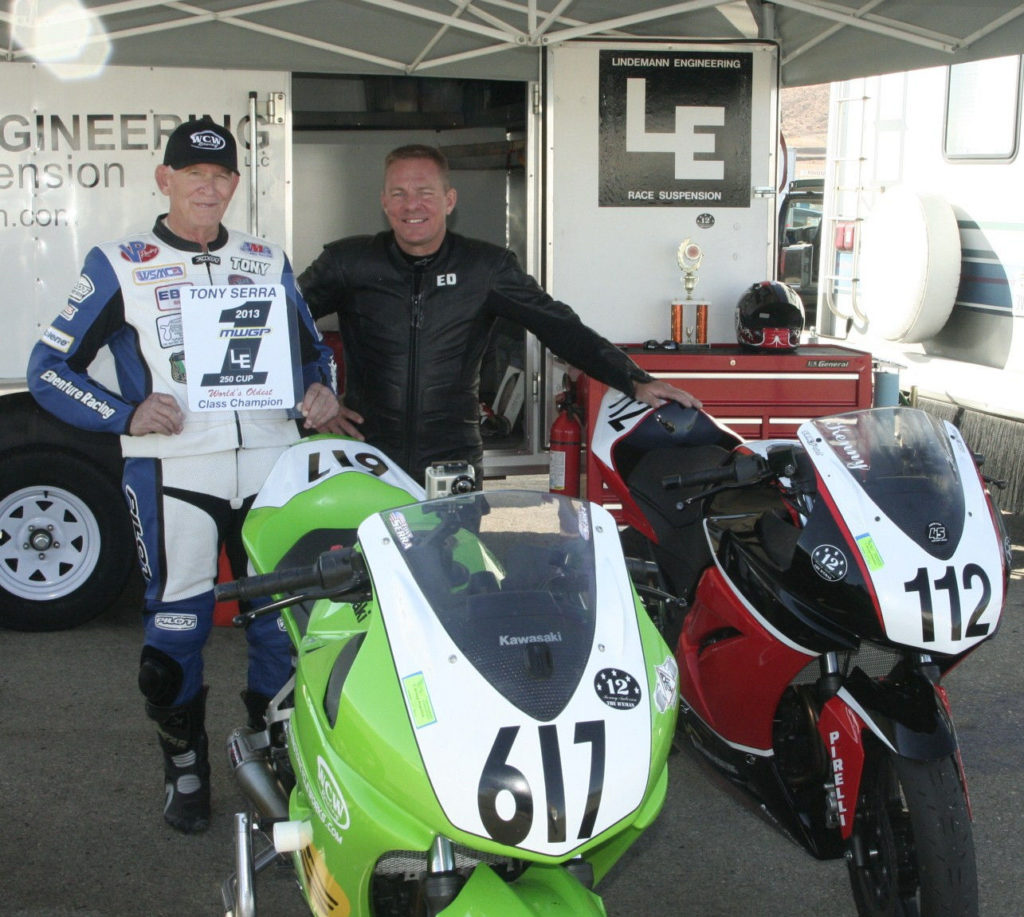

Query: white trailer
<box><xmin>0</xmin><ymin>64</ymin><xmax>291</xmax><ymax>628</ymax></box>
<box><xmin>816</xmin><ymin>53</ymin><xmax>1024</xmax><ymax>512</ymax></box>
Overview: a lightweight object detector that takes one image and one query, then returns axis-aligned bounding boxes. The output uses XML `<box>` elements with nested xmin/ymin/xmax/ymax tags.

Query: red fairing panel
<box><xmin>678</xmin><ymin>566</ymin><xmax>814</xmax><ymax>751</ymax></box>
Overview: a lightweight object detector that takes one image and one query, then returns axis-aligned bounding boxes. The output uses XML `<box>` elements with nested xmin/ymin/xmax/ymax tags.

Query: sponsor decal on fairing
<box><xmin>293</xmin><ymin>737</ymin><xmax>350</xmax><ymax>845</ymax></box>
<box><xmin>654</xmin><ymin>656</ymin><xmax>678</xmax><ymax>714</ymax></box>
<box><xmin>594</xmin><ymin>668</ymin><xmax>642</xmax><ymax>710</ymax></box>
<box><xmin>811</xmin><ymin>544</ymin><xmax>848</xmax><ymax>582</ymax></box>
<box><xmin>499</xmin><ymin>631</ymin><xmax>562</xmax><ymax>647</ymax></box>
<box><xmin>388</xmin><ymin>511</ymin><xmax>414</xmax><ymax>550</ymax></box>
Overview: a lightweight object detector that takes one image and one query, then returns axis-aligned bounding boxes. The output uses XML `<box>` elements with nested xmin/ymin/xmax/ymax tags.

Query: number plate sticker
<box><xmin>811</xmin><ymin>544</ymin><xmax>848</xmax><ymax>581</ymax></box>
<box><xmin>594</xmin><ymin>668</ymin><xmax>642</xmax><ymax>709</ymax></box>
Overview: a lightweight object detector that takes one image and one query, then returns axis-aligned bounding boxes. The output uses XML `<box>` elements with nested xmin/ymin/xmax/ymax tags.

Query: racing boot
<box><xmin>146</xmin><ymin>687</ymin><xmax>211</xmax><ymax>834</ymax></box>
<box><xmin>241</xmin><ymin>688</ymin><xmax>273</xmax><ymax>733</ymax></box>
<box><xmin>241</xmin><ymin>688</ymin><xmax>294</xmax><ymax>791</ymax></box>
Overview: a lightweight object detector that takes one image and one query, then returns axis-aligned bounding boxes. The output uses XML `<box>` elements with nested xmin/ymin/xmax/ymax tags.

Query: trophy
<box><xmin>673</xmin><ymin>239</ymin><xmax>708</xmax><ymax>345</ymax></box>
<box><xmin>677</xmin><ymin>239</ymin><xmax>703</xmax><ymax>299</ymax></box>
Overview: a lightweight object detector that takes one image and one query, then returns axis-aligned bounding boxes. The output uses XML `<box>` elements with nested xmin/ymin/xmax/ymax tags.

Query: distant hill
<box><xmin>781</xmin><ymin>83</ymin><xmax>830</xmax><ymax>148</ymax></box>
<box><xmin>781</xmin><ymin>83</ymin><xmax>830</xmax><ymax>178</ymax></box>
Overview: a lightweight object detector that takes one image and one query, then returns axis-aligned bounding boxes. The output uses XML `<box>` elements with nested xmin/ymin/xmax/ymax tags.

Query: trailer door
<box><xmin>544</xmin><ymin>41</ymin><xmax>779</xmax><ymax>346</ymax></box>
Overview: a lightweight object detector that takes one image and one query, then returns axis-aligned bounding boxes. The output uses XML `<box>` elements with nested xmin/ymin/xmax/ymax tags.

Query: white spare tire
<box><xmin>858</xmin><ymin>187</ymin><xmax>961</xmax><ymax>342</ymax></box>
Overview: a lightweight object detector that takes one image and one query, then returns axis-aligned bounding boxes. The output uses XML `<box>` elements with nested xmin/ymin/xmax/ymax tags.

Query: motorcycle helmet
<box><xmin>735</xmin><ymin>281</ymin><xmax>805</xmax><ymax>350</ymax></box>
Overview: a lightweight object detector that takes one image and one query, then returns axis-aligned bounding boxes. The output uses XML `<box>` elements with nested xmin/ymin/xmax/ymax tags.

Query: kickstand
<box><xmin>222</xmin><ymin>811</ymin><xmax>286</xmax><ymax>917</ymax></box>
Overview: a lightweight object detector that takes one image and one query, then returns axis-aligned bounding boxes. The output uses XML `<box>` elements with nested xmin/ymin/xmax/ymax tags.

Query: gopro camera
<box><xmin>425</xmin><ymin>461</ymin><xmax>476</xmax><ymax>499</ymax></box>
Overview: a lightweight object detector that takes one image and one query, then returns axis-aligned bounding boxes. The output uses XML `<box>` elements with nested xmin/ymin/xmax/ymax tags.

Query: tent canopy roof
<box><xmin>4</xmin><ymin>0</ymin><xmax>1024</xmax><ymax>86</ymax></box>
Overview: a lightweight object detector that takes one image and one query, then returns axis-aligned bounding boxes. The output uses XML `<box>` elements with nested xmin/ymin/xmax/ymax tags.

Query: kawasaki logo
<box><xmin>499</xmin><ymin>632</ymin><xmax>562</xmax><ymax>646</ymax></box>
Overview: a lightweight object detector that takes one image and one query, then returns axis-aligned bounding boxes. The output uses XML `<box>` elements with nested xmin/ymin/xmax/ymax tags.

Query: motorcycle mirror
<box><xmin>766</xmin><ymin>445</ymin><xmax>799</xmax><ymax>478</ymax></box>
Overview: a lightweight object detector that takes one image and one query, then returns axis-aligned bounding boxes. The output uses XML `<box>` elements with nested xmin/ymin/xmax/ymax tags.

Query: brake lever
<box><xmin>675</xmin><ymin>473</ymin><xmax>773</xmax><ymax>508</ymax></box>
<box><xmin>231</xmin><ymin>579</ymin><xmax>371</xmax><ymax>627</ymax></box>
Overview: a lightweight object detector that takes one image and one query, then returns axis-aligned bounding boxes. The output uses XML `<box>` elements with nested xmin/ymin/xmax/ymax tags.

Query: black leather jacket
<box><xmin>298</xmin><ymin>230</ymin><xmax>652</xmax><ymax>481</ymax></box>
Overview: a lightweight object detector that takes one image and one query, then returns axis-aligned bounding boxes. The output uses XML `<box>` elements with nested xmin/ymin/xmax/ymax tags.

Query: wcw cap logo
<box><xmin>163</xmin><ymin>117</ymin><xmax>239</xmax><ymax>175</ymax></box>
<box><xmin>190</xmin><ymin>130</ymin><xmax>227</xmax><ymax>151</ymax></box>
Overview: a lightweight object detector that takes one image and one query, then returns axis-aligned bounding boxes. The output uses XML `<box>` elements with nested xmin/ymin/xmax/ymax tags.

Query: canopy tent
<box><xmin>4</xmin><ymin>0</ymin><xmax>1024</xmax><ymax>86</ymax></box>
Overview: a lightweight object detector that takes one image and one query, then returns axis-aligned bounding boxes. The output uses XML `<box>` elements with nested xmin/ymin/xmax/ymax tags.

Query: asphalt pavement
<box><xmin>1</xmin><ymin>507</ymin><xmax>1021</xmax><ymax>917</ymax></box>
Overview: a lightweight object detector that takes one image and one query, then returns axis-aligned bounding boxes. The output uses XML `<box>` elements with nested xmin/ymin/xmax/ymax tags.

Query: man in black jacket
<box><xmin>299</xmin><ymin>144</ymin><xmax>699</xmax><ymax>483</ymax></box>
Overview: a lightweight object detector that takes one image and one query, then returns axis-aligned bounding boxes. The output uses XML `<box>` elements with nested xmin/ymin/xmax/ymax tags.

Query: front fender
<box><xmin>440</xmin><ymin>861</ymin><xmax>606</xmax><ymax>916</ymax></box>
<box><xmin>840</xmin><ymin>666</ymin><xmax>958</xmax><ymax>760</ymax></box>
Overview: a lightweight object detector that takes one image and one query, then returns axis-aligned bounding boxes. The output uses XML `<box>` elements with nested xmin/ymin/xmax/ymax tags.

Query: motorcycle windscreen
<box><xmin>799</xmin><ymin>407</ymin><xmax>1004</xmax><ymax>653</ymax></box>
<box><xmin>805</xmin><ymin>408</ymin><xmax>965</xmax><ymax>556</ymax></box>
<box><xmin>388</xmin><ymin>492</ymin><xmax>597</xmax><ymax>721</ymax></box>
<box><xmin>362</xmin><ymin>492</ymin><xmax>665</xmax><ymax>857</ymax></box>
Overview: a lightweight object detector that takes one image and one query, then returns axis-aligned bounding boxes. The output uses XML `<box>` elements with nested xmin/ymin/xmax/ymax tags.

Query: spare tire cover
<box><xmin>858</xmin><ymin>187</ymin><xmax>961</xmax><ymax>342</ymax></box>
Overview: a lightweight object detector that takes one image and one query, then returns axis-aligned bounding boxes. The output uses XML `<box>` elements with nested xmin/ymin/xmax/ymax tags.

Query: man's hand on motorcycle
<box><xmin>634</xmin><ymin>380</ymin><xmax>703</xmax><ymax>410</ymax></box>
<box><xmin>318</xmin><ymin>402</ymin><xmax>366</xmax><ymax>439</ymax></box>
<box><xmin>129</xmin><ymin>392</ymin><xmax>185</xmax><ymax>435</ymax></box>
<box><xmin>298</xmin><ymin>383</ymin><xmax>344</xmax><ymax>431</ymax></box>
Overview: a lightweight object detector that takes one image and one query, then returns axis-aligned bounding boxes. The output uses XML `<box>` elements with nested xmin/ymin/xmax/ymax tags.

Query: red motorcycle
<box><xmin>589</xmin><ymin>391</ymin><xmax>1010</xmax><ymax>917</ymax></box>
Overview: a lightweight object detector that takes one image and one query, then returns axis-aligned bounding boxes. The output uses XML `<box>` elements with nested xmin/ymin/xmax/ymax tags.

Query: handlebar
<box><xmin>662</xmin><ymin>452</ymin><xmax>768</xmax><ymax>491</ymax></box>
<box><xmin>215</xmin><ymin>548</ymin><xmax>365</xmax><ymax>603</ymax></box>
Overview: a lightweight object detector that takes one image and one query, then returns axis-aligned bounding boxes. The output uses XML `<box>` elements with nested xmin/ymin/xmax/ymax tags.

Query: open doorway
<box><xmin>290</xmin><ymin>73</ymin><xmax>536</xmax><ymax>471</ymax></box>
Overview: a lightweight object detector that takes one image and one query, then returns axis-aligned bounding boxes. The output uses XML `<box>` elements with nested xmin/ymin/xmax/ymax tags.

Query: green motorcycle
<box><xmin>218</xmin><ymin>435</ymin><xmax>677</xmax><ymax>917</ymax></box>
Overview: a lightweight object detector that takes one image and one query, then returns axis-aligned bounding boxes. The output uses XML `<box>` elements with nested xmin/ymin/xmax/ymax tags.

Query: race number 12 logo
<box><xmin>200</xmin><ymin>300</ymin><xmax>272</xmax><ymax>386</ymax></box>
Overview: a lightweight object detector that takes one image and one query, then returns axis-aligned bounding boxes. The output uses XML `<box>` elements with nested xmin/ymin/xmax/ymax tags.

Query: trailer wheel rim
<box><xmin>0</xmin><ymin>484</ymin><xmax>103</xmax><ymax>601</ymax></box>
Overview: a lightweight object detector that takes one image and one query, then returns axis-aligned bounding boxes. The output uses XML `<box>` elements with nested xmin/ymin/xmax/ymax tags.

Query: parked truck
<box><xmin>815</xmin><ymin>53</ymin><xmax>1024</xmax><ymax>513</ymax></box>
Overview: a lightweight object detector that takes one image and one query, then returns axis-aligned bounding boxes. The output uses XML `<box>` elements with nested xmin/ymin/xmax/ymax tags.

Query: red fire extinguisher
<box><xmin>549</xmin><ymin>376</ymin><xmax>583</xmax><ymax>496</ymax></box>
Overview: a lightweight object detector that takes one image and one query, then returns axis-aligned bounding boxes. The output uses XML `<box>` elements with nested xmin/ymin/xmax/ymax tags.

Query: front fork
<box><xmin>816</xmin><ymin>652</ymin><xmax>866</xmax><ymax>839</ymax></box>
<box><xmin>423</xmin><ymin>836</ymin><xmax>464</xmax><ymax>916</ymax></box>
<box><xmin>813</xmin><ymin>651</ymin><xmax>965</xmax><ymax>842</ymax></box>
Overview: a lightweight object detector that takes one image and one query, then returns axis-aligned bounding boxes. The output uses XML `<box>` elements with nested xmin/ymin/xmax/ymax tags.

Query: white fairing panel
<box><xmin>799</xmin><ymin>413</ymin><xmax>1004</xmax><ymax>654</ymax></box>
<box><xmin>360</xmin><ymin>498</ymin><xmax>661</xmax><ymax>858</ymax></box>
<box><xmin>251</xmin><ymin>437</ymin><xmax>425</xmax><ymax>510</ymax></box>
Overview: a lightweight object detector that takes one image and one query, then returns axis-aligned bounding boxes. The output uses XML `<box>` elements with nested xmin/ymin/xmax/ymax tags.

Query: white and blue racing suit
<box><xmin>27</xmin><ymin>216</ymin><xmax>336</xmax><ymax>705</ymax></box>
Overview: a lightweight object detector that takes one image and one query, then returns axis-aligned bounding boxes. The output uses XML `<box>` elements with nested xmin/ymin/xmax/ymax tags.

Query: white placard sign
<box><xmin>180</xmin><ymin>284</ymin><xmax>300</xmax><ymax>412</ymax></box>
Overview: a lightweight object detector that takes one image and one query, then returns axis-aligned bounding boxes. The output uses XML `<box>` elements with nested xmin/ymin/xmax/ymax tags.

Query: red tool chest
<box><xmin>579</xmin><ymin>343</ymin><xmax>873</xmax><ymax>509</ymax></box>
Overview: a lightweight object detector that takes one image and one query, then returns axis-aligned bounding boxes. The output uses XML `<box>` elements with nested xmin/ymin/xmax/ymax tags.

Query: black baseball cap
<box><xmin>163</xmin><ymin>118</ymin><xmax>239</xmax><ymax>174</ymax></box>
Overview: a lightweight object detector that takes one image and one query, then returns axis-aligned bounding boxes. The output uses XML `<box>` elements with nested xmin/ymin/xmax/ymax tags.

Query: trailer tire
<box><xmin>858</xmin><ymin>187</ymin><xmax>961</xmax><ymax>343</ymax></box>
<box><xmin>0</xmin><ymin>451</ymin><xmax>134</xmax><ymax>631</ymax></box>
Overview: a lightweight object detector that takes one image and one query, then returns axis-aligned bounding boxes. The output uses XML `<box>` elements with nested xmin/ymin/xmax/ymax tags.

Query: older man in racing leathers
<box><xmin>27</xmin><ymin>118</ymin><xmax>338</xmax><ymax>834</ymax></box>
